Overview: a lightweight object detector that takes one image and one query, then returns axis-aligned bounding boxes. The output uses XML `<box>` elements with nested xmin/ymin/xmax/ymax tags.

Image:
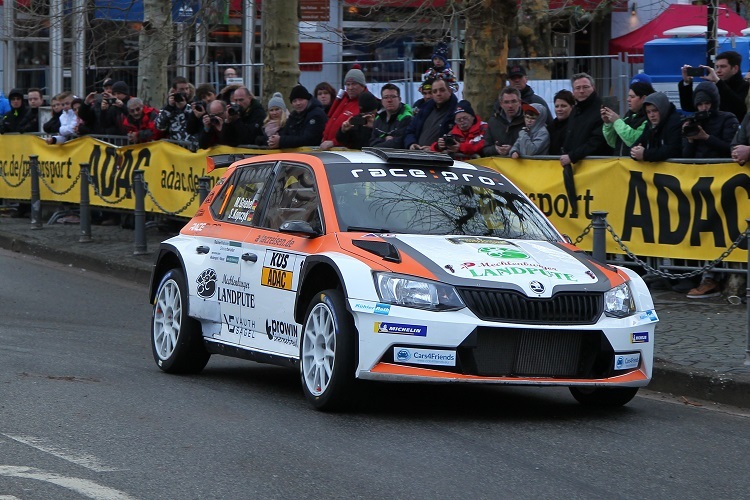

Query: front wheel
<box><xmin>152</xmin><ymin>268</ymin><xmax>210</xmax><ymax>374</ymax></box>
<box><xmin>569</xmin><ymin>386</ymin><xmax>639</xmax><ymax>408</ymax></box>
<box><xmin>300</xmin><ymin>289</ymin><xmax>356</xmax><ymax>411</ymax></box>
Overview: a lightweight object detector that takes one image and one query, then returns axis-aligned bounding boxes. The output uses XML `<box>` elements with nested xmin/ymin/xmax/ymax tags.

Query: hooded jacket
<box><xmin>563</xmin><ymin>90</ymin><xmax>611</xmax><ymax>163</ymax></box>
<box><xmin>481</xmin><ymin>99</ymin><xmax>525</xmax><ymax>157</ymax></box>
<box><xmin>679</xmin><ymin>70</ymin><xmax>748</xmax><ymax>121</ymax></box>
<box><xmin>520</xmin><ymin>85</ymin><xmax>553</xmax><ymax>127</ymax></box>
<box><xmin>0</xmin><ymin>89</ymin><xmax>28</xmax><ymax>134</ymax></box>
<box><xmin>634</xmin><ymin>92</ymin><xmax>682</xmax><ymax>162</ymax></box>
<box><xmin>509</xmin><ymin>104</ymin><xmax>550</xmax><ymax>157</ymax></box>
<box><xmin>278</xmin><ymin>98</ymin><xmax>328</xmax><ymax>148</ymax></box>
<box><xmin>681</xmin><ymin>81</ymin><xmax>739</xmax><ymax>159</ymax></box>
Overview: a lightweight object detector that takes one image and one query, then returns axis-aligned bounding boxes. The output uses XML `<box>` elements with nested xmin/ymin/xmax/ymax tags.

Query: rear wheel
<box><xmin>152</xmin><ymin>268</ymin><xmax>210</xmax><ymax>374</ymax></box>
<box><xmin>569</xmin><ymin>386</ymin><xmax>639</xmax><ymax>408</ymax></box>
<box><xmin>300</xmin><ymin>289</ymin><xmax>356</xmax><ymax>411</ymax></box>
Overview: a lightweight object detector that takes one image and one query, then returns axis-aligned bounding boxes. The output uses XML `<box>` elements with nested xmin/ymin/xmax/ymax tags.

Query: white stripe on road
<box><xmin>0</xmin><ymin>466</ymin><xmax>136</xmax><ymax>500</ymax></box>
<box><xmin>1</xmin><ymin>434</ymin><xmax>121</xmax><ymax>472</ymax></box>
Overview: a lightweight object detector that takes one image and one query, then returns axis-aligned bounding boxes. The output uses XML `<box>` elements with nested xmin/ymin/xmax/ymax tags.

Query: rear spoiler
<box><xmin>206</xmin><ymin>153</ymin><xmax>257</xmax><ymax>173</ymax></box>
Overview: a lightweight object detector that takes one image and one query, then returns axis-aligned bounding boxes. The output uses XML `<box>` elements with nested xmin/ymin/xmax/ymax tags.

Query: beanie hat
<box><xmin>112</xmin><ymin>81</ymin><xmax>129</xmax><ymax>95</ymax></box>
<box><xmin>694</xmin><ymin>90</ymin><xmax>711</xmax><ymax>105</ymax></box>
<box><xmin>357</xmin><ymin>91</ymin><xmax>381</xmax><ymax>114</ymax></box>
<box><xmin>102</xmin><ymin>78</ymin><xmax>114</xmax><ymax>88</ymax></box>
<box><xmin>8</xmin><ymin>88</ymin><xmax>23</xmax><ymax>100</ymax></box>
<box><xmin>630</xmin><ymin>73</ymin><xmax>652</xmax><ymax>86</ymax></box>
<box><xmin>289</xmin><ymin>84</ymin><xmax>312</xmax><ymax>102</ymax></box>
<box><xmin>432</xmin><ymin>42</ymin><xmax>449</xmax><ymax>64</ymax></box>
<box><xmin>267</xmin><ymin>92</ymin><xmax>287</xmax><ymax>111</ymax></box>
<box><xmin>454</xmin><ymin>100</ymin><xmax>475</xmax><ymax>118</ymax></box>
<box><xmin>344</xmin><ymin>68</ymin><xmax>367</xmax><ymax>87</ymax></box>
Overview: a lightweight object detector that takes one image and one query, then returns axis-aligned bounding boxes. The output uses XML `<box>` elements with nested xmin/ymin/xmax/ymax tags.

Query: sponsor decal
<box><xmin>478</xmin><ymin>246</ymin><xmax>530</xmax><ymax>259</ymax></box>
<box><xmin>261</xmin><ymin>267</ymin><xmax>292</xmax><ymax>290</ymax></box>
<box><xmin>468</xmin><ymin>266</ymin><xmax>577</xmax><ymax>281</ymax></box>
<box><xmin>217</xmin><ymin>287</ymin><xmax>256</xmax><ymax>307</ymax></box>
<box><xmin>638</xmin><ymin>310</ymin><xmax>658</xmax><ymax>322</ymax></box>
<box><xmin>349</xmin><ymin>167</ymin><xmax>504</xmax><ymax>187</ymax></box>
<box><xmin>254</xmin><ymin>234</ymin><xmax>295</xmax><ymax>247</ymax></box>
<box><xmin>226</xmin><ymin>256</ymin><xmax>239</xmax><ymax>264</ymax></box>
<box><xmin>393</xmin><ymin>347</ymin><xmax>457</xmax><ymax>367</ymax></box>
<box><xmin>631</xmin><ymin>332</ymin><xmax>649</xmax><ymax>343</ymax></box>
<box><xmin>374</xmin><ymin>303</ymin><xmax>391</xmax><ymax>315</ymax></box>
<box><xmin>224</xmin><ymin>314</ymin><xmax>256</xmax><ymax>338</ymax></box>
<box><xmin>230</xmin><ymin>241</ymin><xmax>242</xmax><ymax>247</ymax></box>
<box><xmin>461</xmin><ymin>261</ymin><xmax>558</xmax><ymax>271</ymax></box>
<box><xmin>529</xmin><ymin>280</ymin><xmax>545</xmax><ymax>294</ymax></box>
<box><xmin>226</xmin><ymin>197</ymin><xmax>258</xmax><ymax>222</ymax></box>
<box><xmin>222</xmin><ymin>274</ymin><xmax>251</xmax><ymax>291</ymax></box>
<box><xmin>266</xmin><ymin>319</ymin><xmax>299</xmax><ymax>346</ymax></box>
<box><xmin>189</xmin><ymin>222</ymin><xmax>207</xmax><ymax>232</ymax></box>
<box><xmin>374</xmin><ymin>322</ymin><xmax>427</xmax><ymax>336</ymax></box>
<box><xmin>352</xmin><ymin>303</ymin><xmax>375</xmax><ymax>312</ymax></box>
<box><xmin>445</xmin><ymin>264</ymin><xmax>455</xmax><ymax>273</ymax></box>
<box><xmin>447</xmin><ymin>237</ymin><xmax>510</xmax><ymax>245</ymax></box>
<box><xmin>196</xmin><ymin>269</ymin><xmax>217</xmax><ymax>298</ymax></box>
<box><xmin>615</xmin><ymin>353</ymin><xmax>640</xmax><ymax>370</ymax></box>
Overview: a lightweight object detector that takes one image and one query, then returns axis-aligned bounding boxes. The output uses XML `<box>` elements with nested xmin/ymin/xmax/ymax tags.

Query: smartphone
<box><xmin>350</xmin><ymin>114</ymin><xmax>366</xmax><ymax>126</ymax></box>
<box><xmin>601</xmin><ymin>96</ymin><xmax>619</xmax><ymax>111</ymax></box>
<box><xmin>686</xmin><ymin>67</ymin><xmax>706</xmax><ymax>77</ymax></box>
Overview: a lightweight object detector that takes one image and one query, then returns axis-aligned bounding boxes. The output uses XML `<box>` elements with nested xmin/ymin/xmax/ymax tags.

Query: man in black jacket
<box><xmin>222</xmin><ymin>86</ymin><xmax>266</xmax><ymax>146</ymax></box>
<box><xmin>268</xmin><ymin>85</ymin><xmax>327</xmax><ymax>149</ymax></box>
<box><xmin>561</xmin><ymin>73</ymin><xmax>611</xmax><ymax>168</ymax></box>
<box><xmin>481</xmin><ymin>87</ymin><xmax>525</xmax><ymax>157</ymax></box>
<box><xmin>630</xmin><ymin>92</ymin><xmax>682</xmax><ymax>162</ymax></box>
<box><xmin>681</xmin><ymin>81</ymin><xmax>738</xmax><ymax>159</ymax></box>
<box><xmin>369</xmin><ymin>83</ymin><xmax>413</xmax><ymax>149</ymax></box>
<box><xmin>679</xmin><ymin>51</ymin><xmax>749</xmax><ymax>122</ymax></box>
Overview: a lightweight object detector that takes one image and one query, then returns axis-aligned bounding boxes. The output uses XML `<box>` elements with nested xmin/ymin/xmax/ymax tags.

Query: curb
<box><xmin>650</xmin><ymin>359</ymin><xmax>750</xmax><ymax>408</ymax></box>
<box><xmin>0</xmin><ymin>230</ymin><xmax>153</xmax><ymax>285</ymax></box>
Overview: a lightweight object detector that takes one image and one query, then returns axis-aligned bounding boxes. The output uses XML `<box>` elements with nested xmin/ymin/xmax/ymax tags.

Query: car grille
<box><xmin>460</xmin><ymin>327</ymin><xmax>612</xmax><ymax>378</ymax></box>
<box><xmin>457</xmin><ymin>288</ymin><xmax>603</xmax><ymax>324</ymax></box>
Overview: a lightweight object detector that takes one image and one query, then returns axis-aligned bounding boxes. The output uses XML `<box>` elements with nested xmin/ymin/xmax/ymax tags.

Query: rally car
<box><xmin>149</xmin><ymin>148</ymin><xmax>658</xmax><ymax>411</ymax></box>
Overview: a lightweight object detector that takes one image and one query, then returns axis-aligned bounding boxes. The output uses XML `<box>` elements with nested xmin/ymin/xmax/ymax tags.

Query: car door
<box><xmin>205</xmin><ymin>161</ymin><xmax>276</xmax><ymax>345</ymax></box>
<box><xmin>238</xmin><ymin>161</ymin><xmax>322</xmax><ymax>357</ymax></box>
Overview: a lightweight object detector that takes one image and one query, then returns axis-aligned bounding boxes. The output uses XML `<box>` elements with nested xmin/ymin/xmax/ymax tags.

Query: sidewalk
<box><xmin>1</xmin><ymin>212</ymin><xmax>749</xmax><ymax>408</ymax></box>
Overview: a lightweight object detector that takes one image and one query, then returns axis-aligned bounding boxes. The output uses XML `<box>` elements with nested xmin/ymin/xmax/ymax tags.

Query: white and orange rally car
<box><xmin>149</xmin><ymin>148</ymin><xmax>658</xmax><ymax>411</ymax></box>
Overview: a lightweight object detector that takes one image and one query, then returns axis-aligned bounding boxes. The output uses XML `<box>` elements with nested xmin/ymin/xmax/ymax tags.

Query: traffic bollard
<box><xmin>198</xmin><ymin>176</ymin><xmax>211</xmax><ymax>203</ymax></box>
<box><xmin>29</xmin><ymin>155</ymin><xmax>42</xmax><ymax>229</ymax></box>
<box><xmin>79</xmin><ymin>163</ymin><xmax>92</xmax><ymax>243</ymax></box>
<box><xmin>133</xmin><ymin>170</ymin><xmax>148</xmax><ymax>255</ymax></box>
<box><xmin>591</xmin><ymin>210</ymin><xmax>608</xmax><ymax>264</ymax></box>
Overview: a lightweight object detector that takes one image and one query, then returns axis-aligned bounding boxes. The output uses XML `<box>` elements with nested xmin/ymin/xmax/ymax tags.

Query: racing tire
<box><xmin>569</xmin><ymin>386</ymin><xmax>639</xmax><ymax>408</ymax></box>
<box><xmin>300</xmin><ymin>289</ymin><xmax>357</xmax><ymax>411</ymax></box>
<box><xmin>151</xmin><ymin>268</ymin><xmax>210</xmax><ymax>374</ymax></box>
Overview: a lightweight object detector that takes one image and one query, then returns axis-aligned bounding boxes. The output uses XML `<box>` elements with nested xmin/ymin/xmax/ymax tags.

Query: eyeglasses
<box><xmin>381</xmin><ymin>94</ymin><xmax>399</xmax><ymax>100</ymax></box>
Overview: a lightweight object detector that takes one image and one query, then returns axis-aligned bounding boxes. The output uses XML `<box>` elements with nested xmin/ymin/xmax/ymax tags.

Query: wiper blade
<box><xmin>346</xmin><ymin>226</ymin><xmax>393</xmax><ymax>233</ymax></box>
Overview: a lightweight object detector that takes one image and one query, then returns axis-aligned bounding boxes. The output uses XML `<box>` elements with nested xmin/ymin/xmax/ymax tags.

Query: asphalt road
<box><xmin>1</xmin><ymin>248</ymin><xmax>750</xmax><ymax>499</ymax></box>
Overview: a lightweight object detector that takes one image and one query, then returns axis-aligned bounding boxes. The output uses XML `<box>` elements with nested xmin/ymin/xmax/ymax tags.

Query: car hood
<box><xmin>373</xmin><ymin>234</ymin><xmax>622</xmax><ymax>297</ymax></box>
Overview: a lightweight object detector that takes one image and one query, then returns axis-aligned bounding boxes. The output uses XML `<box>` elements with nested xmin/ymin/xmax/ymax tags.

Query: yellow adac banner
<box><xmin>471</xmin><ymin>156</ymin><xmax>750</xmax><ymax>263</ymax></box>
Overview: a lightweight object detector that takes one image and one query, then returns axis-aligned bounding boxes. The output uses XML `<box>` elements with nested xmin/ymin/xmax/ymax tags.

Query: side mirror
<box><xmin>279</xmin><ymin>220</ymin><xmax>321</xmax><ymax>238</ymax></box>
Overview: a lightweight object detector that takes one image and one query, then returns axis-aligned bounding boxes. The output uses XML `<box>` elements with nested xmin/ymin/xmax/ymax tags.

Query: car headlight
<box><xmin>375</xmin><ymin>273</ymin><xmax>465</xmax><ymax>311</ymax></box>
<box><xmin>604</xmin><ymin>282</ymin><xmax>635</xmax><ymax>318</ymax></box>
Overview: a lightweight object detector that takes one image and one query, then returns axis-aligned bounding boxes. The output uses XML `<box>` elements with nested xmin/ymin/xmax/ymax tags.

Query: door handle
<box><xmin>242</xmin><ymin>253</ymin><xmax>258</xmax><ymax>262</ymax></box>
<box><xmin>196</xmin><ymin>245</ymin><xmax>209</xmax><ymax>254</ymax></box>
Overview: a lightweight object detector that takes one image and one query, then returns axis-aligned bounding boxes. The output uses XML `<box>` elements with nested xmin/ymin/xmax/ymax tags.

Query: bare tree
<box><xmin>138</xmin><ymin>0</ymin><xmax>173</xmax><ymax>106</ymax></box>
<box><xmin>261</xmin><ymin>0</ymin><xmax>300</xmax><ymax>102</ymax></box>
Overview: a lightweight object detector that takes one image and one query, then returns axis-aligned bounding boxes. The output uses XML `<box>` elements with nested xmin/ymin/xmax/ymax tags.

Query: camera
<box><xmin>227</xmin><ymin>104</ymin><xmax>240</xmax><ymax>116</ymax></box>
<box><xmin>192</xmin><ymin>101</ymin><xmax>205</xmax><ymax>113</ymax></box>
<box><xmin>106</xmin><ymin>98</ymin><xmax>116</xmax><ymax>105</ymax></box>
<box><xmin>443</xmin><ymin>134</ymin><xmax>456</xmax><ymax>147</ymax></box>
<box><xmin>210</xmin><ymin>114</ymin><xmax>221</xmax><ymax>126</ymax></box>
<box><xmin>686</xmin><ymin>67</ymin><xmax>706</xmax><ymax>78</ymax></box>
<box><xmin>682</xmin><ymin>110</ymin><xmax>709</xmax><ymax>137</ymax></box>
<box><xmin>173</xmin><ymin>92</ymin><xmax>185</xmax><ymax>103</ymax></box>
<box><xmin>349</xmin><ymin>114</ymin><xmax>366</xmax><ymax>126</ymax></box>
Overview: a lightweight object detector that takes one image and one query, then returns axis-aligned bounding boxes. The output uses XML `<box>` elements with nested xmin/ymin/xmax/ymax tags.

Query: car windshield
<box><xmin>328</xmin><ymin>166</ymin><xmax>560</xmax><ymax>240</ymax></box>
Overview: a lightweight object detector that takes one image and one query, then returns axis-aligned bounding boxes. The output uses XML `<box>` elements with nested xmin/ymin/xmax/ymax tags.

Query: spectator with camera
<box><xmin>480</xmin><ymin>86</ymin><xmax>525</xmax><ymax>157</ymax></box>
<box><xmin>432</xmin><ymin>100</ymin><xmax>487</xmax><ymax>159</ymax></box>
<box><xmin>680</xmin><ymin>51</ymin><xmax>748</xmax><ymax>122</ymax></box>
<box><xmin>370</xmin><ymin>83</ymin><xmax>413</xmax><ymax>149</ymax></box>
<box><xmin>681</xmin><ymin>81</ymin><xmax>738</xmax><ymax>158</ymax></box>
<box><xmin>221</xmin><ymin>86</ymin><xmax>266</xmax><ymax>146</ymax></box>
<box><xmin>321</xmin><ymin>67</ymin><xmax>376</xmax><ymax>150</ymax></box>
<box><xmin>630</xmin><ymin>92</ymin><xmax>682</xmax><ymax>162</ymax></box>
<box><xmin>196</xmin><ymin>99</ymin><xmax>231</xmax><ymax>149</ymax></box>
<box><xmin>267</xmin><ymin>85</ymin><xmax>328</xmax><ymax>149</ymax></box>
<box><xmin>404</xmin><ymin>77</ymin><xmax>458</xmax><ymax>150</ymax></box>
<box><xmin>119</xmin><ymin>97</ymin><xmax>162</xmax><ymax>144</ymax></box>
<box><xmin>100</xmin><ymin>81</ymin><xmax>132</xmax><ymax>135</ymax></box>
<box><xmin>601</xmin><ymin>75</ymin><xmax>655</xmax><ymax>157</ymax></box>
<box><xmin>510</xmin><ymin>103</ymin><xmax>550</xmax><ymax>158</ymax></box>
<box><xmin>83</xmin><ymin>78</ymin><xmax>114</xmax><ymax>133</ymax></box>
<box><xmin>335</xmin><ymin>91</ymin><xmax>381</xmax><ymax>150</ymax></box>
<box><xmin>155</xmin><ymin>76</ymin><xmax>195</xmax><ymax>144</ymax></box>
<box><xmin>186</xmin><ymin>83</ymin><xmax>217</xmax><ymax>136</ymax></box>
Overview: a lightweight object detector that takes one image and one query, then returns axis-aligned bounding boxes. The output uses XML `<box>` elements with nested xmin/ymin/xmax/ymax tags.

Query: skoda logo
<box><xmin>529</xmin><ymin>280</ymin><xmax>545</xmax><ymax>294</ymax></box>
<box><xmin>396</xmin><ymin>349</ymin><xmax>411</xmax><ymax>361</ymax></box>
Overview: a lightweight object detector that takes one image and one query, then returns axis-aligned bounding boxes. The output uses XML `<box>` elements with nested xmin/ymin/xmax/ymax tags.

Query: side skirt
<box><xmin>204</xmin><ymin>340</ymin><xmax>298</xmax><ymax>369</ymax></box>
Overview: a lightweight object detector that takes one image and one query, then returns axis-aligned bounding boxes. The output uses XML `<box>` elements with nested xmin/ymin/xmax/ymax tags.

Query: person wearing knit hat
<box><xmin>268</xmin><ymin>84</ymin><xmax>328</xmax><ymax>149</ymax></box>
<box><xmin>111</xmin><ymin>81</ymin><xmax>129</xmax><ymax>97</ymax></box>
<box><xmin>321</xmin><ymin>65</ymin><xmax>375</xmax><ymax>149</ymax></box>
<box><xmin>335</xmin><ymin>91</ymin><xmax>381</xmax><ymax>150</ymax></box>
<box><xmin>259</xmin><ymin>92</ymin><xmax>289</xmax><ymax>145</ymax></box>
<box><xmin>432</xmin><ymin>98</ymin><xmax>487</xmax><ymax>159</ymax></box>
<box><xmin>423</xmin><ymin>42</ymin><xmax>459</xmax><ymax>93</ymax></box>
<box><xmin>0</xmin><ymin>88</ymin><xmax>28</xmax><ymax>134</ymax></box>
